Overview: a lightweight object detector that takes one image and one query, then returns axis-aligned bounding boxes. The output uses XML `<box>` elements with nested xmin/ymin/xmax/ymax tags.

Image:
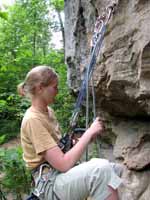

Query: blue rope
<box><xmin>70</xmin><ymin>24</ymin><xmax>106</xmax><ymax>127</ymax></box>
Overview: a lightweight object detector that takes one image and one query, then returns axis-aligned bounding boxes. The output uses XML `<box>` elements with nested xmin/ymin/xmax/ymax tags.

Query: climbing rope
<box><xmin>70</xmin><ymin>1</ymin><xmax>118</xmax><ymax>129</ymax></box>
<box><xmin>59</xmin><ymin>1</ymin><xmax>119</xmax><ymax>155</ymax></box>
<box><xmin>85</xmin><ymin>3</ymin><xmax>118</xmax><ymax>160</ymax></box>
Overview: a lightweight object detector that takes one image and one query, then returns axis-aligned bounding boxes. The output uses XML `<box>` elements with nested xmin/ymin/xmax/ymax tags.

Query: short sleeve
<box><xmin>25</xmin><ymin>118</ymin><xmax>57</xmax><ymax>154</ymax></box>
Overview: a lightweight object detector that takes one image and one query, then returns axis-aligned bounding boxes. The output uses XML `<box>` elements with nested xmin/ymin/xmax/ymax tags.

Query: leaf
<box><xmin>0</xmin><ymin>66</ymin><xmax>8</xmax><ymax>72</ymax></box>
<box><xmin>0</xmin><ymin>11</ymin><xmax>8</xmax><ymax>20</ymax></box>
<box><xmin>50</xmin><ymin>0</ymin><xmax>64</xmax><ymax>11</ymax></box>
<box><xmin>0</xmin><ymin>135</ymin><xmax>6</xmax><ymax>144</ymax></box>
<box><xmin>0</xmin><ymin>100</ymin><xmax>7</xmax><ymax>107</ymax></box>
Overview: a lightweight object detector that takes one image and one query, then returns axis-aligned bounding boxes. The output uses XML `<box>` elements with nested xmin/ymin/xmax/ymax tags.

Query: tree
<box><xmin>0</xmin><ymin>0</ymin><xmax>52</xmax><ymax>143</ymax></box>
<box><xmin>0</xmin><ymin>0</ymin><xmax>52</xmax><ymax>67</ymax></box>
<box><xmin>50</xmin><ymin>0</ymin><xmax>65</xmax><ymax>55</ymax></box>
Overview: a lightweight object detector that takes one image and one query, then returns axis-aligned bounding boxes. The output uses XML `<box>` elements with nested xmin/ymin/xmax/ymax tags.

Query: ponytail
<box><xmin>17</xmin><ymin>82</ymin><xmax>26</xmax><ymax>97</ymax></box>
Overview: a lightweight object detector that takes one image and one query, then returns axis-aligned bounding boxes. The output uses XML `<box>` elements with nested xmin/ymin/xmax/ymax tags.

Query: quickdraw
<box><xmin>71</xmin><ymin>1</ymin><xmax>118</xmax><ymax>128</ymax></box>
<box><xmin>59</xmin><ymin>1</ymin><xmax>119</xmax><ymax>154</ymax></box>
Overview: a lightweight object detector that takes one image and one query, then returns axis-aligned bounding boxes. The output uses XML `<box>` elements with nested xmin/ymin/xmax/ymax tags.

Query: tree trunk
<box><xmin>56</xmin><ymin>10</ymin><xmax>65</xmax><ymax>56</ymax></box>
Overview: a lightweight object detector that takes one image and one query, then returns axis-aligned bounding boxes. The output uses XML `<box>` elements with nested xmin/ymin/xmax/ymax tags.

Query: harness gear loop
<box><xmin>35</xmin><ymin>163</ymin><xmax>50</xmax><ymax>186</ymax></box>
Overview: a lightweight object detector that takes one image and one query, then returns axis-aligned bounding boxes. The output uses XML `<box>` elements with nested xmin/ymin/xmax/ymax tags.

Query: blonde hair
<box><xmin>17</xmin><ymin>65</ymin><xmax>58</xmax><ymax>97</ymax></box>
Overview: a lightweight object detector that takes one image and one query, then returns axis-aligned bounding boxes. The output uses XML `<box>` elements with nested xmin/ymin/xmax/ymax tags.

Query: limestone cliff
<box><xmin>64</xmin><ymin>0</ymin><xmax>150</xmax><ymax>199</ymax></box>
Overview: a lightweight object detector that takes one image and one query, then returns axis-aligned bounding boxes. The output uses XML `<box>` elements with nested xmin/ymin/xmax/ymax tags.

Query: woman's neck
<box><xmin>31</xmin><ymin>98</ymin><xmax>48</xmax><ymax>113</ymax></box>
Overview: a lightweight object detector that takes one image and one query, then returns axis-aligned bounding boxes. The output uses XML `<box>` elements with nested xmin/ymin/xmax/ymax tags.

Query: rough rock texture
<box><xmin>65</xmin><ymin>0</ymin><xmax>150</xmax><ymax>199</ymax></box>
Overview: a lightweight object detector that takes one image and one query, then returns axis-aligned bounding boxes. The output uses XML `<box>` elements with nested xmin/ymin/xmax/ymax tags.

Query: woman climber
<box><xmin>18</xmin><ymin>65</ymin><xmax>123</xmax><ymax>200</ymax></box>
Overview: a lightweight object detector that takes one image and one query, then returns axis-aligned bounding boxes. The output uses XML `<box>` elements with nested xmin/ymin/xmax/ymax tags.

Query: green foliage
<box><xmin>0</xmin><ymin>0</ymin><xmax>55</xmax><ymax>143</ymax></box>
<box><xmin>0</xmin><ymin>147</ymin><xmax>31</xmax><ymax>199</ymax></box>
<box><xmin>0</xmin><ymin>67</ymin><xmax>30</xmax><ymax>143</ymax></box>
<box><xmin>50</xmin><ymin>0</ymin><xmax>64</xmax><ymax>12</ymax></box>
<box><xmin>0</xmin><ymin>11</ymin><xmax>8</xmax><ymax>20</ymax></box>
<box><xmin>0</xmin><ymin>0</ymin><xmax>52</xmax><ymax>67</ymax></box>
<box><xmin>0</xmin><ymin>120</ymin><xmax>20</xmax><ymax>144</ymax></box>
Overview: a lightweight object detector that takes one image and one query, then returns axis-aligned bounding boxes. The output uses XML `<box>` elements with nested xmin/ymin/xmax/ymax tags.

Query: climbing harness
<box><xmin>59</xmin><ymin>1</ymin><xmax>118</xmax><ymax>155</ymax></box>
<box><xmin>27</xmin><ymin>163</ymin><xmax>59</xmax><ymax>200</ymax></box>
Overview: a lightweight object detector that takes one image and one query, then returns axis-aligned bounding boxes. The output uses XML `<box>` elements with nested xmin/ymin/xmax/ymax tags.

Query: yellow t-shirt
<box><xmin>21</xmin><ymin>107</ymin><xmax>61</xmax><ymax>170</ymax></box>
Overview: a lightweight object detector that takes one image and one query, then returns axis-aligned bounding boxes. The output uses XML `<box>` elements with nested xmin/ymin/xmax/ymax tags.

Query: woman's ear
<box><xmin>35</xmin><ymin>83</ymin><xmax>43</xmax><ymax>94</ymax></box>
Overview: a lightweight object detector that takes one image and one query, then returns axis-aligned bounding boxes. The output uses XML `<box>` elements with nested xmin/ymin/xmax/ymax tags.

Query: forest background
<box><xmin>0</xmin><ymin>0</ymin><xmax>75</xmax><ymax>199</ymax></box>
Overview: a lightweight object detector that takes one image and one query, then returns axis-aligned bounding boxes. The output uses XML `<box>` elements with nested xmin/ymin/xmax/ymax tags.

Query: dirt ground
<box><xmin>1</xmin><ymin>137</ymin><xmax>21</xmax><ymax>149</ymax></box>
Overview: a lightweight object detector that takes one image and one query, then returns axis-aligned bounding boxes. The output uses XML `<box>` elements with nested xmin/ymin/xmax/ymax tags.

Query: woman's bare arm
<box><xmin>43</xmin><ymin>118</ymin><xmax>103</xmax><ymax>172</ymax></box>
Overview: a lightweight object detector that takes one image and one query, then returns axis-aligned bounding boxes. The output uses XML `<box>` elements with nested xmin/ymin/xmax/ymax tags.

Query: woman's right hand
<box><xmin>86</xmin><ymin>117</ymin><xmax>104</xmax><ymax>140</ymax></box>
<box><xmin>43</xmin><ymin>117</ymin><xmax>105</xmax><ymax>172</ymax></box>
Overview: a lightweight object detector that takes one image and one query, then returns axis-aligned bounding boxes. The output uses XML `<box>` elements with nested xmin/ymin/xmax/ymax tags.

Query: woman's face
<box><xmin>42</xmin><ymin>78</ymin><xmax>58</xmax><ymax>104</ymax></box>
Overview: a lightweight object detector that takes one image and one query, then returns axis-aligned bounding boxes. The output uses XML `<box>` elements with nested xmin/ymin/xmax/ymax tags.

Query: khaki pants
<box><xmin>44</xmin><ymin>158</ymin><xmax>122</xmax><ymax>200</ymax></box>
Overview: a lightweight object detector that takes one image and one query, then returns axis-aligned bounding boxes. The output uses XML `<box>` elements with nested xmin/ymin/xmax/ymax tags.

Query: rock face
<box><xmin>64</xmin><ymin>0</ymin><xmax>150</xmax><ymax>199</ymax></box>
